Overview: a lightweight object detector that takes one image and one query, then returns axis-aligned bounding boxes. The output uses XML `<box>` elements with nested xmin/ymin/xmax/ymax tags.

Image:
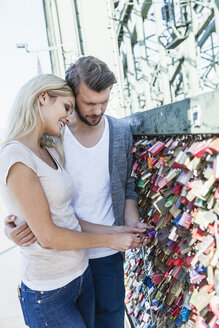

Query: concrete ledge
<box><xmin>123</xmin><ymin>90</ymin><xmax>219</xmax><ymax>135</ymax></box>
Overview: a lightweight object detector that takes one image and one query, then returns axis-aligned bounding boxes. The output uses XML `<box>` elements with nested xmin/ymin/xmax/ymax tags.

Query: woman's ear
<box><xmin>38</xmin><ymin>91</ymin><xmax>49</xmax><ymax>106</ymax></box>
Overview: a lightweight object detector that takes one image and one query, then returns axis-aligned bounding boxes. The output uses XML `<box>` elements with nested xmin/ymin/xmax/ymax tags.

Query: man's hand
<box><xmin>126</xmin><ymin>221</ymin><xmax>154</xmax><ymax>247</ymax></box>
<box><xmin>124</xmin><ymin>199</ymin><xmax>154</xmax><ymax>246</ymax></box>
<box><xmin>4</xmin><ymin>215</ymin><xmax>36</xmax><ymax>247</ymax></box>
<box><xmin>128</xmin><ymin>221</ymin><xmax>153</xmax><ymax>230</ymax></box>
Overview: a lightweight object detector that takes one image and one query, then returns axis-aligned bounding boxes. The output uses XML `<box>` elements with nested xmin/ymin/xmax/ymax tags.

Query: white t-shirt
<box><xmin>64</xmin><ymin>117</ymin><xmax>118</xmax><ymax>259</ymax></box>
<box><xmin>0</xmin><ymin>141</ymin><xmax>88</xmax><ymax>291</ymax></box>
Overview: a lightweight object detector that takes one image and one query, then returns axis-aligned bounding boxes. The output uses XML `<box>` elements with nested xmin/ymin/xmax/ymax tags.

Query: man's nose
<box><xmin>92</xmin><ymin>104</ymin><xmax>102</xmax><ymax>115</ymax></box>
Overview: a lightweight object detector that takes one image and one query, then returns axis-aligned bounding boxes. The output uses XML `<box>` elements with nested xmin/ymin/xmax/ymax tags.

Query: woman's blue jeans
<box><xmin>18</xmin><ymin>266</ymin><xmax>95</xmax><ymax>328</ymax></box>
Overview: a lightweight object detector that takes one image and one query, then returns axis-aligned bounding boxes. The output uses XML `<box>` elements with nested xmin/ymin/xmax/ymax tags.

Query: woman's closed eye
<box><xmin>65</xmin><ymin>104</ymin><xmax>70</xmax><ymax>112</ymax></box>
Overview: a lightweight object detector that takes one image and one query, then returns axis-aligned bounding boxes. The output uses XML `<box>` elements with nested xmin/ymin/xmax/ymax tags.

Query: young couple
<box><xmin>1</xmin><ymin>56</ymin><xmax>149</xmax><ymax>328</ymax></box>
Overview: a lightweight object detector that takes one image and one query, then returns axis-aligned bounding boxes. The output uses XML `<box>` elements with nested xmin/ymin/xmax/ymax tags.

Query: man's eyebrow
<box><xmin>84</xmin><ymin>99</ymin><xmax>108</xmax><ymax>105</ymax></box>
<box><xmin>84</xmin><ymin>101</ymin><xmax>95</xmax><ymax>105</ymax></box>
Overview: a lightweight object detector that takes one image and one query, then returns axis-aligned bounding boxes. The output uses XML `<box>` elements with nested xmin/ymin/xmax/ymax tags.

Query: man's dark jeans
<box><xmin>89</xmin><ymin>252</ymin><xmax>125</xmax><ymax>328</ymax></box>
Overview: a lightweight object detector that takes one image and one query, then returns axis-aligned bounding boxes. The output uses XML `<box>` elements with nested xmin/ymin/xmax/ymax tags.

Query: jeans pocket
<box><xmin>36</xmin><ymin>286</ymin><xmax>63</xmax><ymax>303</ymax></box>
<box><xmin>18</xmin><ymin>286</ymin><xmax>30</xmax><ymax>326</ymax></box>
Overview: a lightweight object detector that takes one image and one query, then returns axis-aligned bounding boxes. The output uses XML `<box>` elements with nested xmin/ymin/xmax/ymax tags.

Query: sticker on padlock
<box><xmin>144</xmin><ymin>301</ymin><xmax>150</xmax><ymax>310</ymax></box>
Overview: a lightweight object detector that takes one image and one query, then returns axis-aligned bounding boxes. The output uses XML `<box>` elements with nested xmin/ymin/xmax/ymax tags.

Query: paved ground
<box><xmin>0</xmin><ymin>199</ymin><xmax>131</xmax><ymax>328</ymax></box>
<box><xmin>0</xmin><ymin>200</ymin><xmax>26</xmax><ymax>328</ymax></box>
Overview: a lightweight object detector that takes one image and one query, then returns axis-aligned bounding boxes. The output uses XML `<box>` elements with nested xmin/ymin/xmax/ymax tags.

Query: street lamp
<box><xmin>16</xmin><ymin>43</ymin><xmax>44</xmax><ymax>74</ymax></box>
<box><xmin>16</xmin><ymin>43</ymin><xmax>29</xmax><ymax>52</ymax></box>
<box><xmin>16</xmin><ymin>42</ymin><xmax>80</xmax><ymax>77</ymax></box>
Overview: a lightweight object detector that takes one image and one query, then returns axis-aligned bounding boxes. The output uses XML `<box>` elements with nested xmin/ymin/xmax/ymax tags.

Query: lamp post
<box><xmin>16</xmin><ymin>42</ymin><xmax>79</xmax><ymax>77</ymax></box>
<box><xmin>15</xmin><ymin>43</ymin><xmax>54</xmax><ymax>74</ymax></box>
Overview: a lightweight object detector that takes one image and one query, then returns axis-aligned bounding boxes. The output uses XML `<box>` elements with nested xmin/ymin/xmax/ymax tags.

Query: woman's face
<box><xmin>40</xmin><ymin>92</ymin><xmax>75</xmax><ymax>136</ymax></box>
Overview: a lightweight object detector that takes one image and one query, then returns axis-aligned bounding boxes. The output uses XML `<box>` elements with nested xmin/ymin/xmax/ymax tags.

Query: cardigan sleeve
<box><xmin>124</xmin><ymin>125</ymin><xmax>139</xmax><ymax>202</ymax></box>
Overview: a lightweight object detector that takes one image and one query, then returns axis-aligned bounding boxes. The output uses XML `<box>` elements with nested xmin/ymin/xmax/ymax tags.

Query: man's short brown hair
<box><xmin>65</xmin><ymin>56</ymin><xmax>117</xmax><ymax>96</ymax></box>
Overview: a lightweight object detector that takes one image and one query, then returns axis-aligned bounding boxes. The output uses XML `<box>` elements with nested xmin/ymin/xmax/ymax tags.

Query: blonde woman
<box><xmin>0</xmin><ymin>74</ymin><xmax>143</xmax><ymax>328</ymax></box>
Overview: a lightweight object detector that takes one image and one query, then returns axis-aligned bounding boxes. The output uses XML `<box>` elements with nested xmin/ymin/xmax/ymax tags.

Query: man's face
<box><xmin>75</xmin><ymin>82</ymin><xmax>111</xmax><ymax>126</ymax></box>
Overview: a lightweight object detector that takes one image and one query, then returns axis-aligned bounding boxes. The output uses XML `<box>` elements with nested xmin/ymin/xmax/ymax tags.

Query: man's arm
<box><xmin>124</xmin><ymin>126</ymin><xmax>141</xmax><ymax>226</ymax></box>
<box><xmin>124</xmin><ymin>199</ymin><xmax>140</xmax><ymax>226</ymax></box>
<box><xmin>124</xmin><ymin>199</ymin><xmax>152</xmax><ymax>229</ymax></box>
<box><xmin>124</xmin><ymin>199</ymin><xmax>154</xmax><ymax>246</ymax></box>
<box><xmin>124</xmin><ymin>128</ymin><xmax>153</xmax><ymax>244</ymax></box>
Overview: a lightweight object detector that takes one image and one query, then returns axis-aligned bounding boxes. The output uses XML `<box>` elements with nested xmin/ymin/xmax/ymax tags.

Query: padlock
<box><xmin>125</xmin><ymin>134</ymin><xmax>219</xmax><ymax>327</ymax></box>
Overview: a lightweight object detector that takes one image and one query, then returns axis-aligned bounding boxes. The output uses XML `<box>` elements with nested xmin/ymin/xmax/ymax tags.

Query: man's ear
<box><xmin>38</xmin><ymin>91</ymin><xmax>49</xmax><ymax>106</ymax></box>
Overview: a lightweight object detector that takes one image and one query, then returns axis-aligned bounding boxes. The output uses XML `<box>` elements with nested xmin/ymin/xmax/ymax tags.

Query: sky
<box><xmin>0</xmin><ymin>0</ymin><xmax>51</xmax><ymax>132</ymax></box>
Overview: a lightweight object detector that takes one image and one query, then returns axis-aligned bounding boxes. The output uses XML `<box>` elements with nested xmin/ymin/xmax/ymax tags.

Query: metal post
<box><xmin>123</xmin><ymin>25</ymin><xmax>139</xmax><ymax>114</ymax></box>
<box><xmin>213</xmin><ymin>0</ymin><xmax>219</xmax><ymax>80</ymax></box>
<box><xmin>153</xmin><ymin>0</ymin><xmax>171</xmax><ymax>104</ymax></box>
<box><xmin>214</xmin><ymin>0</ymin><xmax>219</xmax><ymax>42</ymax></box>
<box><xmin>134</xmin><ymin>1</ymin><xmax>153</xmax><ymax>109</ymax></box>
<box><xmin>184</xmin><ymin>4</ymin><xmax>200</xmax><ymax>97</ymax></box>
<box><xmin>42</xmin><ymin>0</ymin><xmax>65</xmax><ymax>77</ymax></box>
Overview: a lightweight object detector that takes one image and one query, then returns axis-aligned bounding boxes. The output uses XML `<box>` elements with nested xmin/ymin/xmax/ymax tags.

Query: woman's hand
<box><xmin>108</xmin><ymin>233</ymin><xmax>143</xmax><ymax>252</ymax></box>
<box><xmin>124</xmin><ymin>222</ymin><xmax>155</xmax><ymax>247</ymax></box>
<box><xmin>115</xmin><ymin>225</ymin><xmax>146</xmax><ymax>234</ymax></box>
<box><xmin>115</xmin><ymin>223</ymin><xmax>155</xmax><ymax>247</ymax></box>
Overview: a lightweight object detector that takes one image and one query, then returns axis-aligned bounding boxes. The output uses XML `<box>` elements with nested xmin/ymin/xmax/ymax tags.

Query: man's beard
<box><xmin>75</xmin><ymin>103</ymin><xmax>102</xmax><ymax>126</ymax></box>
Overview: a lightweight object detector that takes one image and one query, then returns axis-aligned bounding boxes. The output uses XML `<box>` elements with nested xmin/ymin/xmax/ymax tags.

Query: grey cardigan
<box><xmin>107</xmin><ymin>115</ymin><xmax>138</xmax><ymax>226</ymax></box>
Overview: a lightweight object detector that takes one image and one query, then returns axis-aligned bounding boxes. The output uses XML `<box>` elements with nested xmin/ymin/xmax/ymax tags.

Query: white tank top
<box><xmin>63</xmin><ymin>117</ymin><xmax>118</xmax><ymax>259</ymax></box>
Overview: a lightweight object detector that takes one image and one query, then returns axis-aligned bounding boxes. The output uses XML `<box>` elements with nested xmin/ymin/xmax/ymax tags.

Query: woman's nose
<box><xmin>66</xmin><ymin>112</ymin><xmax>72</xmax><ymax>124</ymax></box>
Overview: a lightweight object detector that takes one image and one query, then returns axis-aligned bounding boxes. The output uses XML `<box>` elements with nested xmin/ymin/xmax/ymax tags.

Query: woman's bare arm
<box><xmin>78</xmin><ymin>219</ymin><xmax>145</xmax><ymax>235</ymax></box>
<box><xmin>7</xmin><ymin>162</ymin><xmax>142</xmax><ymax>252</ymax></box>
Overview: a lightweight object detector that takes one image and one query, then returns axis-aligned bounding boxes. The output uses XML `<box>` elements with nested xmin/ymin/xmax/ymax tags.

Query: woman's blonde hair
<box><xmin>2</xmin><ymin>74</ymin><xmax>73</xmax><ymax>164</ymax></box>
